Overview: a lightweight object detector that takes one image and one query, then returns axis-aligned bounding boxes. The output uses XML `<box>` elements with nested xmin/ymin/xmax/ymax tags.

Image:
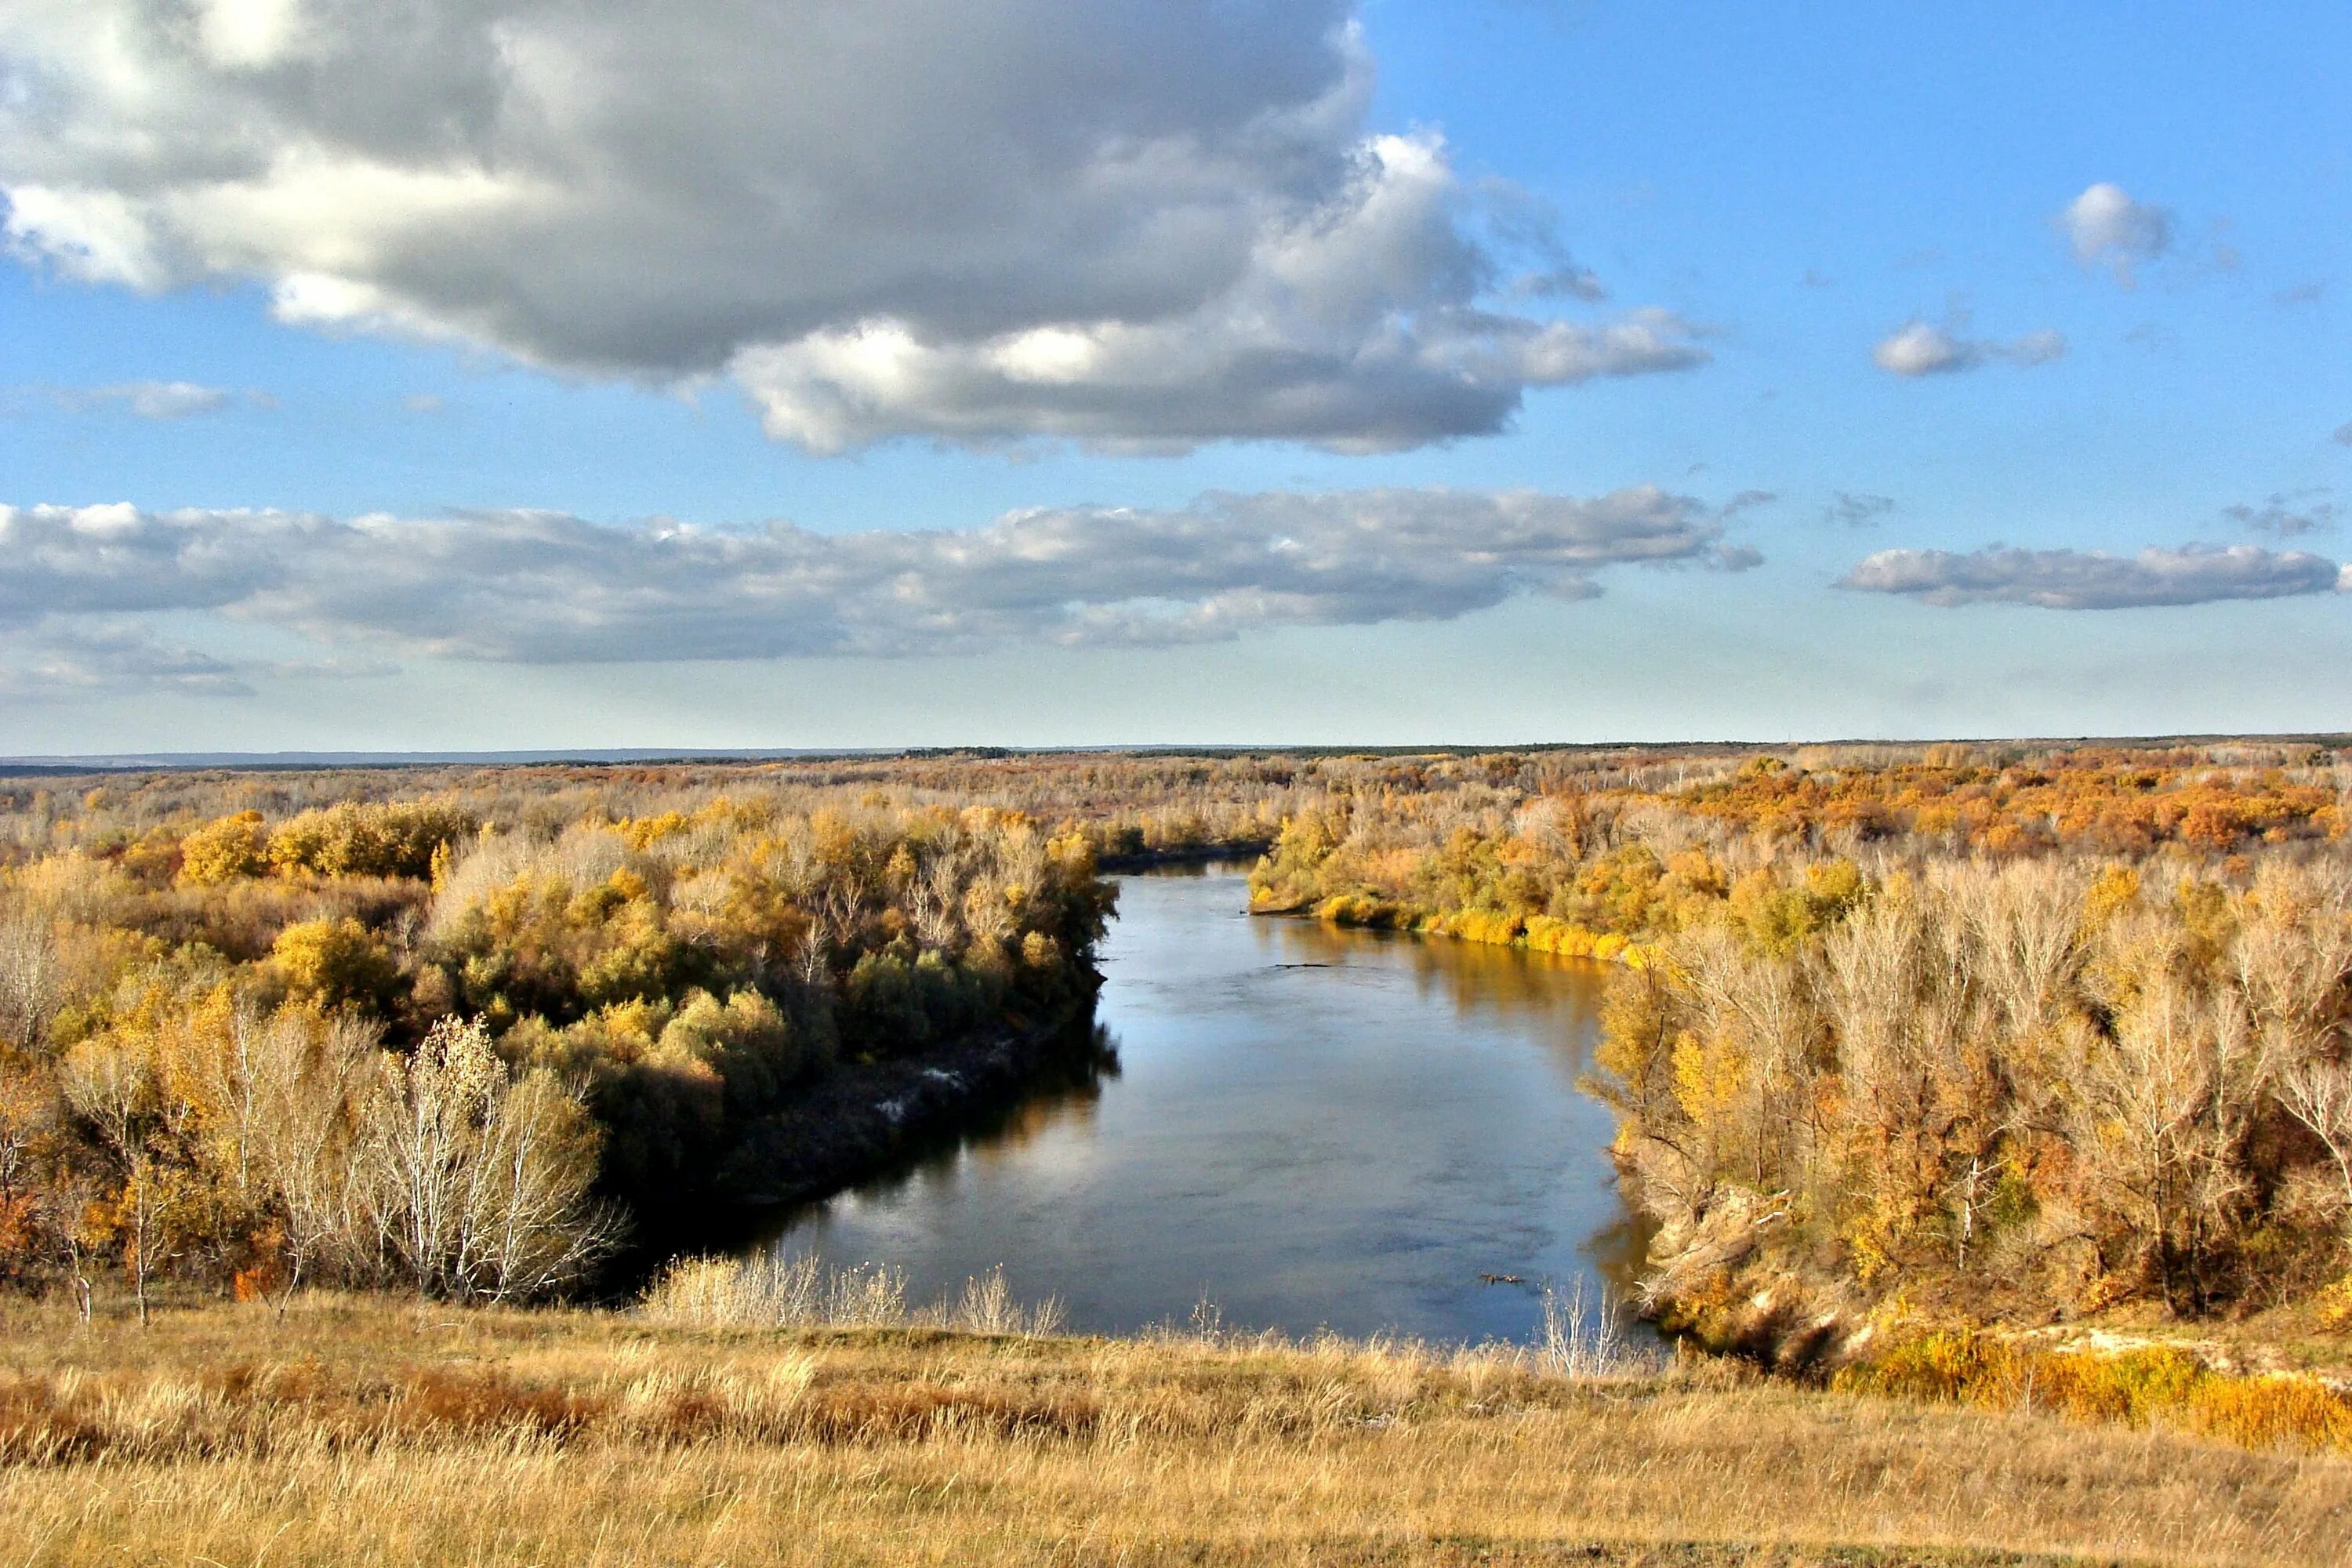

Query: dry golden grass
<box><xmin>0</xmin><ymin>1294</ymin><xmax>2345</xmax><ymax>1566</ymax></box>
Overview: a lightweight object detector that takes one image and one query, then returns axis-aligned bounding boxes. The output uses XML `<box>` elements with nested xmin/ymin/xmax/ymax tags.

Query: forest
<box><xmin>6</xmin><ymin>739</ymin><xmax>2351</xmax><ymax>1352</ymax></box>
<box><xmin>1246</xmin><ymin>740</ymin><xmax>2352</xmax><ymax>1344</ymax></box>
<box><xmin>0</xmin><ymin>766</ymin><xmax>1118</xmax><ymax>1305</ymax></box>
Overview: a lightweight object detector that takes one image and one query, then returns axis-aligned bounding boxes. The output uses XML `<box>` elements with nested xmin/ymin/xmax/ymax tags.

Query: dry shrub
<box><xmin>2317</xmin><ymin>1273</ymin><xmax>2352</xmax><ymax>1332</ymax></box>
<box><xmin>1836</xmin><ymin>1327</ymin><xmax>2352</xmax><ymax>1453</ymax></box>
<box><xmin>397</xmin><ymin>1370</ymin><xmax>603</xmax><ymax>1441</ymax></box>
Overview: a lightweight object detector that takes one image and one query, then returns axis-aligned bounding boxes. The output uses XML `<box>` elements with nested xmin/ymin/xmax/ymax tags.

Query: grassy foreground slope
<box><xmin>1</xmin><ymin>1298</ymin><xmax>2345</xmax><ymax>1567</ymax></box>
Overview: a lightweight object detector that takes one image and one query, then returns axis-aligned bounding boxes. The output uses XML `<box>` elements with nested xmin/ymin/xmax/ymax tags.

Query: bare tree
<box><xmin>2278</xmin><ymin>1054</ymin><xmax>2352</xmax><ymax>1220</ymax></box>
<box><xmin>239</xmin><ymin>1008</ymin><xmax>378</xmax><ymax>1298</ymax></box>
<box><xmin>2067</xmin><ymin>971</ymin><xmax>2273</xmax><ymax>1314</ymax></box>
<box><xmin>60</xmin><ymin>1036</ymin><xmax>170</xmax><ymax>1323</ymax></box>
<box><xmin>0</xmin><ymin>916</ymin><xmax>59</xmax><ymax>1055</ymax></box>
<box><xmin>354</xmin><ymin>1016</ymin><xmax>614</xmax><ymax>1301</ymax></box>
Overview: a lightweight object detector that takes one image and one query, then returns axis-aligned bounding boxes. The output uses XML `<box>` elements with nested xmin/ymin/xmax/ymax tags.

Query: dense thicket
<box><xmin>0</xmin><ymin>778</ymin><xmax>1111</xmax><ymax>1303</ymax></box>
<box><xmin>1606</xmin><ymin>857</ymin><xmax>2352</xmax><ymax>1323</ymax></box>
<box><xmin>1247</xmin><ymin>743</ymin><xmax>2352</xmax><ymax>1325</ymax></box>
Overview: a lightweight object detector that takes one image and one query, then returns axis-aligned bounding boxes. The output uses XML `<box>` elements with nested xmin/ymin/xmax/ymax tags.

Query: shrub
<box><xmin>177</xmin><ymin>813</ymin><xmax>268</xmax><ymax>887</ymax></box>
<box><xmin>270</xmin><ymin>919</ymin><xmax>400</xmax><ymax>1014</ymax></box>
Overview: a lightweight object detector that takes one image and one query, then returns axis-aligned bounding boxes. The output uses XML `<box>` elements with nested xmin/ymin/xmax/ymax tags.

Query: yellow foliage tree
<box><xmin>178</xmin><ymin>812</ymin><xmax>267</xmax><ymax>886</ymax></box>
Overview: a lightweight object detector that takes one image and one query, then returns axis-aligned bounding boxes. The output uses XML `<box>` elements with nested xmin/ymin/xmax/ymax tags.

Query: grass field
<box><xmin>0</xmin><ymin>1293</ymin><xmax>2346</xmax><ymax>1566</ymax></box>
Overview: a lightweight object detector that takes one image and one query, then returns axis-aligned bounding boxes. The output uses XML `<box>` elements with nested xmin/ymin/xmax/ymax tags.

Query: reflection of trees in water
<box><xmin>759</xmin><ymin>1014</ymin><xmax>1120</xmax><ymax>1232</ymax></box>
<box><xmin>966</xmin><ymin>1023</ymin><xmax>1123</xmax><ymax>1167</ymax></box>
<box><xmin>1246</xmin><ymin>905</ymin><xmax>1637</xmax><ymax>1301</ymax></box>
<box><xmin>1578</xmin><ymin>1213</ymin><xmax>1660</xmax><ymax>1301</ymax></box>
<box><xmin>1254</xmin><ymin>913</ymin><xmax>1609</xmax><ymax>1065</ymax></box>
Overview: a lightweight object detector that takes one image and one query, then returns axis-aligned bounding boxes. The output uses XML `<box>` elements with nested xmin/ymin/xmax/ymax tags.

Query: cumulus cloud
<box><xmin>2061</xmin><ymin>183</ymin><xmax>2173</xmax><ymax>282</ymax></box>
<box><xmin>1840</xmin><ymin>543</ymin><xmax>2346</xmax><ymax>609</ymax></box>
<box><xmin>1824</xmin><ymin>492</ymin><xmax>1896</xmax><ymax>527</ymax></box>
<box><xmin>0</xmin><ymin>488</ymin><xmax>1757</xmax><ymax>673</ymax></box>
<box><xmin>1871</xmin><ymin>322</ymin><xmax>1970</xmax><ymax>376</ymax></box>
<box><xmin>2225</xmin><ymin>489</ymin><xmax>2338</xmax><ymax>538</ymax></box>
<box><xmin>1871</xmin><ymin>321</ymin><xmax>2064</xmax><ymax>376</ymax></box>
<box><xmin>0</xmin><ymin>2</ymin><xmax>1706</xmax><ymax>452</ymax></box>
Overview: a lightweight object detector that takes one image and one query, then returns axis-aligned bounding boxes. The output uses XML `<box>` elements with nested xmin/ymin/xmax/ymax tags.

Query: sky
<box><xmin>0</xmin><ymin>0</ymin><xmax>2346</xmax><ymax>753</ymax></box>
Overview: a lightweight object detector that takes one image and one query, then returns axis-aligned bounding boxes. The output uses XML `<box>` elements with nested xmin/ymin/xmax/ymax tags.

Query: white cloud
<box><xmin>53</xmin><ymin>381</ymin><xmax>246</xmax><ymax>419</ymax></box>
<box><xmin>0</xmin><ymin>623</ymin><xmax>255</xmax><ymax>700</ymax></box>
<box><xmin>2002</xmin><ymin>328</ymin><xmax>2067</xmax><ymax>367</ymax></box>
<box><xmin>2061</xmin><ymin>183</ymin><xmax>2172</xmax><ymax>283</ymax></box>
<box><xmin>1871</xmin><ymin>322</ymin><xmax>1970</xmax><ymax>376</ymax></box>
<box><xmin>0</xmin><ymin>2</ymin><xmax>1705</xmax><ymax>452</ymax></box>
<box><xmin>1840</xmin><ymin>543</ymin><xmax>2345</xmax><ymax>609</ymax></box>
<box><xmin>1871</xmin><ymin>320</ymin><xmax>2067</xmax><ymax>377</ymax></box>
<box><xmin>0</xmin><ymin>488</ymin><xmax>1758</xmax><ymax>674</ymax></box>
<box><xmin>196</xmin><ymin>0</ymin><xmax>307</xmax><ymax>71</ymax></box>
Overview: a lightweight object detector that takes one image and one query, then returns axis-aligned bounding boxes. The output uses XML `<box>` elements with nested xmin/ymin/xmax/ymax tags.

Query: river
<box><xmin>746</xmin><ymin>862</ymin><xmax>1648</xmax><ymax>1345</ymax></box>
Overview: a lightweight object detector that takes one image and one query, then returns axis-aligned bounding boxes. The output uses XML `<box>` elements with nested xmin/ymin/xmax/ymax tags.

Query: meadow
<box><xmin>2</xmin><ymin>1276</ymin><xmax>2346</xmax><ymax>1567</ymax></box>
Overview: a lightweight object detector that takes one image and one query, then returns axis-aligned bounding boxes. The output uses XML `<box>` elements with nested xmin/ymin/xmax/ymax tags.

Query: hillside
<box><xmin>0</xmin><ymin>1293</ymin><xmax>2343</xmax><ymax>1567</ymax></box>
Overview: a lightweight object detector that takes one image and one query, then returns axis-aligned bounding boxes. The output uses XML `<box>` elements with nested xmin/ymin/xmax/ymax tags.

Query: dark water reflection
<box><xmin>749</xmin><ymin>864</ymin><xmax>1648</xmax><ymax>1344</ymax></box>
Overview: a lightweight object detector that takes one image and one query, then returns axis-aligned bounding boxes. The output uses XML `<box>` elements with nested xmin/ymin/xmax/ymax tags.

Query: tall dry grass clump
<box><xmin>641</xmin><ymin>1254</ymin><xmax>1065</xmax><ymax>1337</ymax></box>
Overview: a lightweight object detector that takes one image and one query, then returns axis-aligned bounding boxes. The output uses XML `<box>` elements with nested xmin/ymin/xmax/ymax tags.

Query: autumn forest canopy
<box><xmin>0</xmin><ymin>738</ymin><xmax>2347</xmax><ymax>1356</ymax></box>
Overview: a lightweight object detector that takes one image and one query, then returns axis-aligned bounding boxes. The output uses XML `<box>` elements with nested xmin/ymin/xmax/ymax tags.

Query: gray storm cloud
<box><xmin>1840</xmin><ymin>543</ymin><xmax>2347</xmax><ymax>609</ymax></box>
<box><xmin>0</xmin><ymin>1</ymin><xmax>1706</xmax><ymax>452</ymax></box>
<box><xmin>0</xmin><ymin>488</ymin><xmax>1756</xmax><ymax>686</ymax></box>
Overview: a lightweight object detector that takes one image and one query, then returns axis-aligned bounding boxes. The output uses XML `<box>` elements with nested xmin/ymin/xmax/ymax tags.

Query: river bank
<box><xmin>719</xmin><ymin>1000</ymin><xmax>1113</xmax><ymax>1211</ymax></box>
<box><xmin>1248</xmin><ymin>888</ymin><xmax>1657</xmax><ymax>967</ymax></box>
<box><xmin>590</xmin><ymin>993</ymin><xmax>1113</xmax><ymax>1287</ymax></box>
<box><xmin>1094</xmin><ymin>839</ymin><xmax>1271</xmax><ymax>873</ymax></box>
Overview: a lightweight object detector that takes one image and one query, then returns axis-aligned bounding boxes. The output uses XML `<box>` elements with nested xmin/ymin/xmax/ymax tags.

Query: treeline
<box><xmin>1247</xmin><ymin>743</ymin><xmax>2352</xmax><ymax>1326</ymax></box>
<box><xmin>0</xmin><ymin>788</ymin><xmax>1110</xmax><ymax>1305</ymax></box>
<box><xmin>1250</xmin><ymin>747</ymin><xmax>2348</xmax><ymax>949</ymax></box>
<box><xmin>20</xmin><ymin>742</ymin><xmax>2338</xmax><ymax>879</ymax></box>
<box><xmin>0</xmin><ymin>752</ymin><xmax>1327</xmax><ymax>870</ymax></box>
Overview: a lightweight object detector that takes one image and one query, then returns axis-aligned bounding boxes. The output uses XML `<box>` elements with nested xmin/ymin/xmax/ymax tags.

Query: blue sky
<box><xmin>0</xmin><ymin>0</ymin><xmax>2345</xmax><ymax>751</ymax></box>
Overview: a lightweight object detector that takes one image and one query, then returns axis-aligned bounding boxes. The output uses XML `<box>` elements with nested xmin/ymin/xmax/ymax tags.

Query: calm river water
<box><xmin>748</xmin><ymin>863</ymin><xmax>1647</xmax><ymax>1345</ymax></box>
